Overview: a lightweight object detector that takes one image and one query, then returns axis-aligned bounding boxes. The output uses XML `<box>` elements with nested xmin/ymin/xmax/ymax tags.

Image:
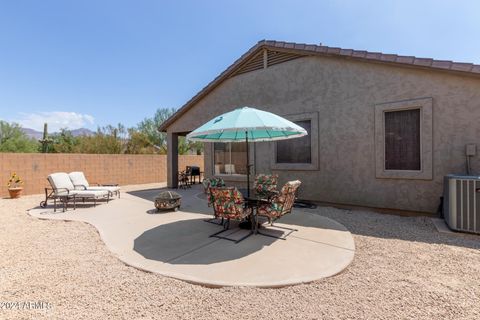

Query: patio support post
<box><xmin>167</xmin><ymin>132</ymin><xmax>179</xmax><ymax>188</ymax></box>
<box><xmin>246</xmin><ymin>131</ymin><xmax>250</xmax><ymax>198</ymax></box>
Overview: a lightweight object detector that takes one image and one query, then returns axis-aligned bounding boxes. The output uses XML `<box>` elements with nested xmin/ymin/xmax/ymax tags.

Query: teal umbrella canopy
<box><xmin>186</xmin><ymin>107</ymin><xmax>307</xmax><ymax>142</ymax></box>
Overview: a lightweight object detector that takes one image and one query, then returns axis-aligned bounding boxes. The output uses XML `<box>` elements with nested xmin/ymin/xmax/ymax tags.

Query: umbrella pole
<box><xmin>246</xmin><ymin>131</ymin><xmax>250</xmax><ymax>198</ymax></box>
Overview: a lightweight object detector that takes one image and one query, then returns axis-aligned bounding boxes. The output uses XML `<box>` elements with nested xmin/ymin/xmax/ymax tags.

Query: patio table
<box><xmin>238</xmin><ymin>189</ymin><xmax>271</xmax><ymax>232</ymax></box>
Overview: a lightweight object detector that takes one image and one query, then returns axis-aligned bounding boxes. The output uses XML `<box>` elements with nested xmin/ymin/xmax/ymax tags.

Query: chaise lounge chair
<box><xmin>40</xmin><ymin>173</ymin><xmax>110</xmax><ymax>212</ymax></box>
<box><xmin>68</xmin><ymin>171</ymin><xmax>121</xmax><ymax>198</ymax></box>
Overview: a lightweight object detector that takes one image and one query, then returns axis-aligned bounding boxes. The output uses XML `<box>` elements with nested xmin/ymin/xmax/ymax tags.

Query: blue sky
<box><xmin>0</xmin><ymin>0</ymin><xmax>479</xmax><ymax>131</ymax></box>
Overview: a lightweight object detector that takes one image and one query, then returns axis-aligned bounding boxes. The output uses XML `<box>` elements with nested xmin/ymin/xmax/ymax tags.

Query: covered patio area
<box><xmin>28</xmin><ymin>184</ymin><xmax>355</xmax><ymax>287</ymax></box>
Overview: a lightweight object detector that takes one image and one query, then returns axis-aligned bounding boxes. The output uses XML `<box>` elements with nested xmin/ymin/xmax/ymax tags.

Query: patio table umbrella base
<box><xmin>238</xmin><ymin>220</ymin><xmax>252</xmax><ymax>229</ymax></box>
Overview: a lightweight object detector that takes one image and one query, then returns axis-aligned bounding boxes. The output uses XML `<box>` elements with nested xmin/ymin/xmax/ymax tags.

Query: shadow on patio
<box><xmin>133</xmin><ymin>218</ymin><xmax>278</xmax><ymax>265</ymax></box>
<box><xmin>129</xmin><ymin>185</ymin><xmax>480</xmax><ymax>251</ymax></box>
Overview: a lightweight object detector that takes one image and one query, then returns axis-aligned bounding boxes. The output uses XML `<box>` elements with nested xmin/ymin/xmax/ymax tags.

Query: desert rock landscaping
<box><xmin>1</xmin><ymin>184</ymin><xmax>479</xmax><ymax>319</ymax></box>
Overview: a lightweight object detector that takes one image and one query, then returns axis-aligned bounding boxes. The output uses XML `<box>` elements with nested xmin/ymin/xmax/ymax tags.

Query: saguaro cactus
<box><xmin>39</xmin><ymin>123</ymin><xmax>53</xmax><ymax>153</ymax></box>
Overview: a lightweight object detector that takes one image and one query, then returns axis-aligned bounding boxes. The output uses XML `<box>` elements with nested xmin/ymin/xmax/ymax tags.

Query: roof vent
<box><xmin>232</xmin><ymin>51</ymin><xmax>265</xmax><ymax>76</ymax></box>
<box><xmin>231</xmin><ymin>49</ymin><xmax>304</xmax><ymax>77</ymax></box>
<box><xmin>267</xmin><ymin>50</ymin><xmax>302</xmax><ymax>67</ymax></box>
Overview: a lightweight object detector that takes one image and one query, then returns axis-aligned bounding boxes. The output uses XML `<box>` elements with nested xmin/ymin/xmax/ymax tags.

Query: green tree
<box><xmin>188</xmin><ymin>140</ymin><xmax>204</xmax><ymax>155</ymax></box>
<box><xmin>178</xmin><ymin>136</ymin><xmax>190</xmax><ymax>155</ymax></box>
<box><xmin>51</xmin><ymin>129</ymin><xmax>78</xmax><ymax>153</ymax></box>
<box><xmin>137</xmin><ymin>107</ymin><xmax>204</xmax><ymax>155</ymax></box>
<box><xmin>125</xmin><ymin>129</ymin><xmax>156</xmax><ymax>154</ymax></box>
<box><xmin>137</xmin><ymin>107</ymin><xmax>176</xmax><ymax>154</ymax></box>
<box><xmin>0</xmin><ymin>121</ymin><xmax>39</xmax><ymax>153</ymax></box>
<box><xmin>73</xmin><ymin>125</ymin><xmax>125</xmax><ymax>154</ymax></box>
<box><xmin>176</xmin><ymin>137</ymin><xmax>203</xmax><ymax>155</ymax></box>
<box><xmin>74</xmin><ymin>135</ymin><xmax>122</xmax><ymax>154</ymax></box>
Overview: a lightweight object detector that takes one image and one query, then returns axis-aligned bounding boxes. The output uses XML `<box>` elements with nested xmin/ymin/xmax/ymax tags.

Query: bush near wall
<box><xmin>0</xmin><ymin>153</ymin><xmax>203</xmax><ymax>197</ymax></box>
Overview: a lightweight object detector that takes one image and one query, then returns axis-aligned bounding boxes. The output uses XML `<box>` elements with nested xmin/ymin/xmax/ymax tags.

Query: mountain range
<box><xmin>22</xmin><ymin>127</ymin><xmax>95</xmax><ymax>140</ymax></box>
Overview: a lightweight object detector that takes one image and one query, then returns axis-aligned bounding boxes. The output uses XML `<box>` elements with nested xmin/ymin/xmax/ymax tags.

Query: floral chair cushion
<box><xmin>210</xmin><ymin>187</ymin><xmax>251</xmax><ymax>220</ymax></box>
<box><xmin>257</xmin><ymin>180</ymin><xmax>301</xmax><ymax>221</ymax></box>
<box><xmin>203</xmin><ymin>177</ymin><xmax>226</xmax><ymax>206</ymax></box>
<box><xmin>203</xmin><ymin>177</ymin><xmax>225</xmax><ymax>193</ymax></box>
<box><xmin>254</xmin><ymin>174</ymin><xmax>278</xmax><ymax>198</ymax></box>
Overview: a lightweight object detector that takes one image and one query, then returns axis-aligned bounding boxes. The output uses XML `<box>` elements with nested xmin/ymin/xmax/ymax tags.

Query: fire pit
<box><xmin>154</xmin><ymin>191</ymin><xmax>182</xmax><ymax>211</ymax></box>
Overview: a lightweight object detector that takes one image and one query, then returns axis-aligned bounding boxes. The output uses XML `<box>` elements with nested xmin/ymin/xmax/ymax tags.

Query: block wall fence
<box><xmin>0</xmin><ymin>153</ymin><xmax>203</xmax><ymax>197</ymax></box>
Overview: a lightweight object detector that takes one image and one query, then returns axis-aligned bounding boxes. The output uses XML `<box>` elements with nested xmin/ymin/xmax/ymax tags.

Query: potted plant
<box><xmin>7</xmin><ymin>172</ymin><xmax>24</xmax><ymax>199</ymax></box>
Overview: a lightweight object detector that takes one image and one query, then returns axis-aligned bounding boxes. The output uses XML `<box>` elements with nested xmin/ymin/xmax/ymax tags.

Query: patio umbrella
<box><xmin>186</xmin><ymin>106</ymin><xmax>308</xmax><ymax>197</ymax></box>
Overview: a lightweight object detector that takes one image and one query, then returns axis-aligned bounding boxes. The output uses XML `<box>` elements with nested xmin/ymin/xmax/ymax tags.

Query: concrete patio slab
<box><xmin>28</xmin><ymin>185</ymin><xmax>355</xmax><ymax>287</ymax></box>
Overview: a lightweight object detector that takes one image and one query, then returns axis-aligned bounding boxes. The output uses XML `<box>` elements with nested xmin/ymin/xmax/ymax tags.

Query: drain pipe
<box><xmin>466</xmin><ymin>155</ymin><xmax>471</xmax><ymax>175</ymax></box>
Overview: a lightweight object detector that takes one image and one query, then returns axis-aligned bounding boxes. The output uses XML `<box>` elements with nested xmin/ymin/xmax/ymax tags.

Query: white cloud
<box><xmin>13</xmin><ymin>111</ymin><xmax>95</xmax><ymax>132</ymax></box>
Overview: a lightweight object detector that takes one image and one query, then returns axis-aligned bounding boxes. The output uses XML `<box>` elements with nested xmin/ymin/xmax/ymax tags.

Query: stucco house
<box><xmin>159</xmin><ymin>40</ymin><xmax>480</xmax><ymax>214</ymax></box>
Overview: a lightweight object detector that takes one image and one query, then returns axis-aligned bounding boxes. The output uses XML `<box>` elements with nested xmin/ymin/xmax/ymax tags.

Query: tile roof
<box><xmin>159</xmin><ymin>40</ymin><xmax>480</xmax><ymax>132</ymax></box>
<box><xmin>260</xmin><ymin>40</ymin><xmax>480</xmax><ymax>74</ymax></box>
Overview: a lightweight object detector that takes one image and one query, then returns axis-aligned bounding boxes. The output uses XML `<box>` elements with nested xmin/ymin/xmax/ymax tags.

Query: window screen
<box><xmin>276</xmin><ymin>120</ymin><xmax>312</xmax><ymax>164</ymax></box>
<box><xmin>384</xmin><ymin>109</ymin><xmax>421</xmax><ymax>170</ymax></box>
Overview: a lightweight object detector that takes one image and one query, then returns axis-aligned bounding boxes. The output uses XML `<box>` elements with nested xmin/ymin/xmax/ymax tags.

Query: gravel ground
<box><xmin>1</xmin><ymin>184</ymin><xmax>479</xmax><ymax>320</ymax></box>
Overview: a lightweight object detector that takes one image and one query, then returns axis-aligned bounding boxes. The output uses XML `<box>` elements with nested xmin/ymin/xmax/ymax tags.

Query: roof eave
<box><xmin>159</xmin><ymin>40</ymin><xmax>480</xmax><ymax>132</ymax></box>
<box><xmin>158</xmin><ymin>41</ymin><xmax>267</xmax><ymax>132</ymax></box>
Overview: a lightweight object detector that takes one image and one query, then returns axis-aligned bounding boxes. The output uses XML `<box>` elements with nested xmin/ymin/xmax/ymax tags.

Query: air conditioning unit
<box><xmin>443</xmin><ymin>175</ymin><xmax>480</xmax><ymax>234</ymax></box>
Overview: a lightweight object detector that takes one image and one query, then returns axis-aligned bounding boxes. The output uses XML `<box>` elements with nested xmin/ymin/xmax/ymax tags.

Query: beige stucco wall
<box><xmin>167</xmin><ymin>55</ymin><xmax>480</xmax><ymax>213</ymax></box>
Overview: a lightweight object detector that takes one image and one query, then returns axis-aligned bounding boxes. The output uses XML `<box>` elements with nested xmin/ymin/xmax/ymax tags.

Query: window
<box><xmin>375</xmin><ymin>97</ymin><xmax>433</xmax><ymax>180</ymax></box>
<box><xmin>213</xmin><ymin>142</ymin><xmax>247</xmax><ymax>175</ymax></box>
<box><xmin>270</xmin><ymin>112</ymin><xmax>319</xmax><ymax>171</ymax></box>
<box><xmin>276</xmin><ymin>120</ymin><xmax>312</xmax><ymax>164</ymax></box>
<box><xmin>384</xmin><ymin>109</ymin><xmax>421</xmax><ymax>171</ymax></box>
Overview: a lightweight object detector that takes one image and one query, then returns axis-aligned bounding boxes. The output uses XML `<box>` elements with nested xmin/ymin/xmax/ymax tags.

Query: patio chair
<box><xmin>202</xmin><ymin>177</ymin><xmax>226</xmax><ymax>225</ymax></box>
<box><xmin>256</xmin><ymin>180</ymin><xmax>301</xmax><ymax>240</ymax></box>
<box><xmin>202</xmin><ymin>177</ymin><xmax>225</xmax><ymax>197</ymax></box>
<box><xmin>178</xmin><ymin>170</ymin><xmax>191</xmax><ymax>189</ymax></box>
<box><xmin>253</xmin><ymin>173</ymin><xmax>278</xmax><ymax>199</ymax></box>
<box><xmin>40</xmin><ymin>173</ymin><xmax>75</xmax><ymax>212</ymax></box>
<box><xmin>41</xmin><ymin>173</ymin><xmax>110</xmax><ymax>212</ymax></box>
<box><xmin>68</xmin><ymin>172</ymin><xmax>121</xmax><ymax>198</ymax></box>
<box><xmin>209</xmin><ymin>187</ymin><xmax>252</xmax><ymax>243</ymax></box>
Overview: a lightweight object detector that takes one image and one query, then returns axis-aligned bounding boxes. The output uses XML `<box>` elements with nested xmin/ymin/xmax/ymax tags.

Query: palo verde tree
<box><xmin>137</xmin><ymin>107</ymin><xmax>176</xmax><ymax>154</ymax></box>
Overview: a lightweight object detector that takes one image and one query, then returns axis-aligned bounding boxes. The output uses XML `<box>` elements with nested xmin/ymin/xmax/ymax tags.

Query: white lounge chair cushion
<box><xmin>69</xmin><ymin>172</ymin><xmax>120</xmax><ymax>193</ymax></box>
<box><xmin>71</xmin><ymin>189</ymin><xmax>109</xmax><ymax>198</ymax></box>
<box><xmin>88</xmin><ymin>185</ymin><xmax>120</xmax><ymax>193</ymax></box>
<box><xmin>48</xmin><ymin>173</ymin><xmax>76</xmax><ymax>194</ymax></box>
<box><xmin>69</xmin><ymin>171</ymin><xmax>90</xmax><ymax>189</ymax></box>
